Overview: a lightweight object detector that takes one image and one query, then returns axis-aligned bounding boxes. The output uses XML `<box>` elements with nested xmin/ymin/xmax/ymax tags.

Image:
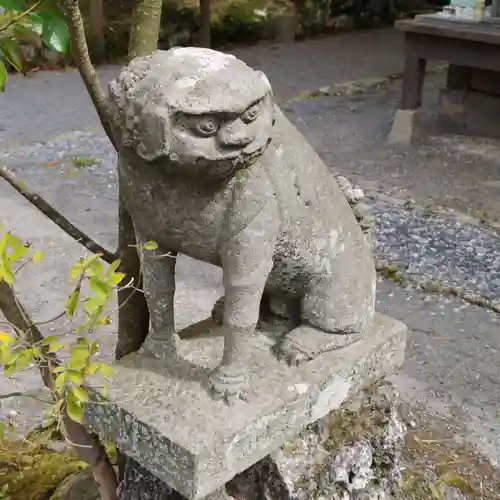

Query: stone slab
<box><xmin>85</xmin><ymin>312</ymin><xmax>406</xmax><ymax>500</ymax></box>
<box><xmin>388</xmin><ymin>109</ymin><xmax>423</xmax><ymax>146</ymax></box>
<box><xmin>439</xmin><ymin>87</ymin><xmax>500</xmax><ymax>139</ymax></box>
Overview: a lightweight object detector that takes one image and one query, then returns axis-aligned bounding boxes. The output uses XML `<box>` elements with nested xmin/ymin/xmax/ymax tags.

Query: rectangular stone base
<box><xmin>85</xmin><ymin>313</ymin><xmax>406</xmax><ymax>500</ymax></box>
<box><xmin>439</xmin><ymin>87</ymin><xmax>500</xmax><ymax>139</ymax></box>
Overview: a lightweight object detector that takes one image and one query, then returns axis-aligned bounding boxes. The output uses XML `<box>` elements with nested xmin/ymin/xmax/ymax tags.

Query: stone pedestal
<box><xmin>85</xmin><ymin>313</ymin><xmax>406</xmax><ymax>500</ymax></box>
<box><xmin>115</xmin><ymin>381</ymin><xmax>407</xmax><ymax>500</ymax></box>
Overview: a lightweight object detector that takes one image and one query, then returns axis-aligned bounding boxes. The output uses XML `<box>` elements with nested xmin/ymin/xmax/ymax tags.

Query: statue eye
<box><xmin>195</xmin><ymin>117</ymin><xmax>220</xmax><ymax>137</ymax></box>
<box><xmin>242</xmin><ymin>102</ymin><xmax>261</xmax><ymax>123</ymax></box>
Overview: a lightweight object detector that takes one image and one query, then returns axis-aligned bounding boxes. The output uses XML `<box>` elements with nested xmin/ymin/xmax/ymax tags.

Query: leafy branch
<box><xmin>0</xmin><ymin>226</ymin><xmax>124</xmax><ymax>500</ymax></box>
<box><xmin>0</xmin><ymin>167</ymin><xmax>117</xmax><ymax>264</ymax></box>
<box><xmin>0</xmin><ymin>0</ymin><xmax>46</xmax><ymax>34</ymax></box>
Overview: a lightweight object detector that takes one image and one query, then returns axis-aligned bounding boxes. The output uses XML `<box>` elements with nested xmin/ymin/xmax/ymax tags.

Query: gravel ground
<box><xmin>2</xmin><ymin>131</ymin><xmax>500</xmax><ymax>307</ymax></box>
<box><xmin>371</xmin><ymin>200</ymin><xmax>500</xmax><ymax>303</ymax></box>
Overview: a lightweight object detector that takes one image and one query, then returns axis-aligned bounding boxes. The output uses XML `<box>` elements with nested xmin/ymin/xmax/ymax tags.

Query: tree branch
<box><xmin>60</xmin><ymin>0</ymin><xmax>116</xmax><ymax>150</ymax></box>
<box><xmin>0</xmin><ymin>166</ymin><xmax>117</xmax><ymax>264</ymax></box>
<box><xmin>0</xmin><ymin>280</ymin><xmax>118</xmax><ymax>500</ymax></box>
<box><xmin>0</xmin><ymin>391</ymin><xmax>52</xmax><ymax>404</ymax></box>
<box><xmin>0</xmin><ymin>0</ymin><xmax>46</xmax><ymax>33</ymax></box>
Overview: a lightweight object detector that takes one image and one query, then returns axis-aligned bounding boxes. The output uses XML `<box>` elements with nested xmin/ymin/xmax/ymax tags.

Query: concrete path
<box><xmin>0</xmin><ymin>28</ymin><xmax>404</xmax><ymax>148</ymax></box>
<box><xmin>2</xmin><ymin>27</ymin><xmax>500</xmax><ymax>471</ymax></box>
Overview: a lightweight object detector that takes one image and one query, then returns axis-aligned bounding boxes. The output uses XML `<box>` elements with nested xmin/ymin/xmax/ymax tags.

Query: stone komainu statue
<box><xmin>108</xmin><ymin>47</ymin><xmax>376</xmax><ymax>403</ymax></box>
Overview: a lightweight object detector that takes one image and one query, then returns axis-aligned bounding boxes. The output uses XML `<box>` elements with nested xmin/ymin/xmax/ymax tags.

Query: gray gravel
<box><xmin>371</xmin><ymin>200</ymin><xmax>500</xmax><ymax>302</ymax></box>
<box><xmin>2</xmin><ymin>131</ymin><xmax>500</xmax><ymax>306</ymax></box>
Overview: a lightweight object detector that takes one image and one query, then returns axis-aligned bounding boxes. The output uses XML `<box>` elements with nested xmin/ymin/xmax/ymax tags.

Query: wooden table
<box><xmin>396</xmin><ymin>16</ymin><xmax>500</xmax><ymax>111</ymax></box>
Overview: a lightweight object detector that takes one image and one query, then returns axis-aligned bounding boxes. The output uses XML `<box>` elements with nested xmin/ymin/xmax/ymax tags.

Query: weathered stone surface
<box><xmin>86</xmin><ymin>313</ymin><xmax>406</xmax><ymax>500</ymax></box>
<box><xmin>226</xmin><ymin>381</ymin><xmax>407</xmax><ymax>500</ymax></box>
<box><xmin>108</xmin><ymin>47</ymin><xmax>377</xmax><ymax>402</ymax></box>
<box><xmin>113</xmin><ymin>382</ymin><xmax>407</xmax><ymax>500</ymax></box>
<box><xmin>439</xmin><ymin>88</ymin><xmax>500</xmax><ymax>140</ymax></box>
<box><xmin>49</xmin><ymin>470</ymin><xmax>99</xmax><ymax>500</ymax></box>
<box><xmin>387</xmin><ymin>109</ymin><xmax>422</xmax><ymax>146</ymax></box>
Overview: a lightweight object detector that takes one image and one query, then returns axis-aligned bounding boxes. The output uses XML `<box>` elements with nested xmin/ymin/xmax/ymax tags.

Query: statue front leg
<box><xmin>135</xmin><ymin>232</ymin><xmax>178</xmax><ymax>358</ymax></box>
<box><xmin>208</xmin><ymin>209</ymin><xmax>278</xmax><ymax>404</ymax></box>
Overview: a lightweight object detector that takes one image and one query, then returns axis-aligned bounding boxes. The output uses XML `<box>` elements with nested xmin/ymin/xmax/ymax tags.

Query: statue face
<box><xmin>168</xmin><ymin>93</ymin><xmax>274</xmax><ymax>178</ymax></box>
<box><xmin>109</xmin><ymin>47</ymin><xmax>276</xmax><ymax>177</ymax></box>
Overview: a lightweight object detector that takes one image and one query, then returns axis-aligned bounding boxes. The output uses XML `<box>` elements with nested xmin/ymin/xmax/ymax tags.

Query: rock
<box><xmin>224</xmin><ymin>381</ymin><xmax>407</xmax><ymax>500</ymax></box>
<box><xmin>49</xmin><ymin>470</ymin><xmax>99</xmax><ymax>500</ymax></box>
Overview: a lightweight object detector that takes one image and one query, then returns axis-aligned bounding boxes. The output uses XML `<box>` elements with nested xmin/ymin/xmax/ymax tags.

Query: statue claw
<box><xmin>208</xmin><ymin>366</ymin><xmax>249</xmax><ymax>405</ymax></box>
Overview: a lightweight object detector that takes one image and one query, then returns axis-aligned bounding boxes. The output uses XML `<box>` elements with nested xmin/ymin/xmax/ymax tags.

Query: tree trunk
<box><xmin>115</xmin><ymin>0</ymin><xmax>165</xmax><ymax>482</ymax></box>
<box><xmin>86</xmin><ymin>0</ymin><xmax>106</xmax><ymax>64</ymax></box>
<box><xmin>128</xmin><ymin>0</ymin><xmax>163</xmax><ymax>59</ymax></box>
<box><xmin>199</xmin><ymin>0</ymin><xmax>211</xmax><ymax>47</ymax></box>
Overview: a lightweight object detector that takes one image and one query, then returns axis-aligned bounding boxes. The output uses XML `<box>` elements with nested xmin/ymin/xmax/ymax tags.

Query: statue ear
<box><xmin>132</xmin><ymin>103</ymin><xmax>171</xmax><ymax>162</ymax></box>
<box><xmin>255</xmin><ymin>70</ymin><xmax>273</xmax><ymax>94</ymax></box>
<box><xmin>108</xmin><ymin>79</ymin><xmax>170</xmax><ymax>162</ymax></box>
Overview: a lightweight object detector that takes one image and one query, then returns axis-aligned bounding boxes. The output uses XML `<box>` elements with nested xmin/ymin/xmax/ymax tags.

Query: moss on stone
<box><xmin>0</xmin><ymin>439</ymin><xmax>87</xmax><ymax>500</ymax></box>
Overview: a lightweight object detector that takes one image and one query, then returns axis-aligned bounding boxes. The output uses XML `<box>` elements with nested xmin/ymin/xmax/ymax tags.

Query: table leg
<box><xmin>440</xmin><ymin>64</ymin><xmax>470</xmax><ymax>134</ymax></box>
<box><xmin>401</xmin><ymin>53</ymin><xmax>427</xmax><ymax>110</ymax></box>
<box><xmin>447</xmin><ymin>64</ymin><xmax>471</xmax><ymax>91</ymax></box>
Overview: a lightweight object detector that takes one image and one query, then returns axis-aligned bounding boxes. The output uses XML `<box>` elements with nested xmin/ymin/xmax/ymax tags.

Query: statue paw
<box><xmin>207</xmin><ymin>365</ymin><xmax>249</xmax><ymax>405</ymax></box>
<box><xmin>273</xmin><ymin>339</ymin><xmax>313</xmax><ymax>367</ymax></box>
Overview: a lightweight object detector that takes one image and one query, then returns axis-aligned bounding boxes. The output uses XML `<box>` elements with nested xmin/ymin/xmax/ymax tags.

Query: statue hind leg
<box><xmin>274</xmin><ymin>255</ymin><xmax>376</xmax><ymax>366</ymax></box>
<box><xmin>211</xmin><ymin>291</ymin><xmax>300</xmax><ymax>336</ymax></box>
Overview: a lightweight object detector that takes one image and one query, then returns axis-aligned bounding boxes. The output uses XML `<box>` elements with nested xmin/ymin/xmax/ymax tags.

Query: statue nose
<box><xmin>219</xmin><ymin>119</ymin><xmax>254</xmax><ymax>147</ymax></box>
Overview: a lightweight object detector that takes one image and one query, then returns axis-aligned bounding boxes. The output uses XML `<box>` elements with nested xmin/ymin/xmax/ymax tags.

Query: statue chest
<box><xmin>121</xmin><ymin>172</ymin><xmax>232</xmax><ymax>259</ymax></box>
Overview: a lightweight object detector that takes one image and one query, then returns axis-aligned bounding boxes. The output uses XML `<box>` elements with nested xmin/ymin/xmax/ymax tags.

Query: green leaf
<box><xmin>107</xmin><ymin>259</ymin><xmax>122</xmax><ymax>276</ymax></box>
<box><xmin>66</xmin><ymin>397</ymin><xmax>84</xmax><ymax>424</ymax></box>
<box><xmin>0</xmin><ymin>38</ymin><xmax>26</xmax><ymax>73</ymax></box>
<box><xmin>4</xmin><ymin>362</ymin><xmax>16</xmax><ymax>377</ymax></box>
<box><xmin>52</xmin><ymin>364</ymin><xmax>66</xmax><ymax>373</ymax></box>
<box><xmin>72</xmin><ymin>386</ymin><xmax>90</xmax><ymax>403</ymax></box>
<box><xmin>0</xmin><ymin>233</ymin><xmax>7</xmax><ymax>255</ymax></box>
<box><xmin>67</xmin><ymin>369</ymin><xmax>83</xmax><ymax>385</ymax></box>
<box><xmin>40</xmin><ymin>335</ymin><xmax>57</xmax><ymax>346</ymax></box>
<box><xmin>65</xmin><ymin>288</ymin><xmax>80</xmax><ymax>317</ymax></box>
<box><xmin>54</xmin><ymin>371</ymin><xmax>67</xmax><ymax>392</ymax></box>
<box><xmin>32</xmin><ymin>250</ymin><xmax>44</xmax><ymax>264</ymax></box>
<box><xmin>0</xmin><ymin>331</ymin><xmax>14</xmax><ymax>346</ymax></box>
<box><xmin>87</xmin><ymin>259</ymin><xmax>104</xmax><ymax>279</ymax></box>
<box><xmin>0</xmin><ymin>60</ymin><xmax>6</xmax><ymax>92</ymax></box>
<box><xmin>143</xmin><ymin>240</ymin><xmax>158</xmax><ymax>251</ymax></box>
<box><xmin>15</xmin><ymin>349</ymin><xmax>33</xmax><ymax>370</ymax></box>
<box><xmin>48</xmin><ymin>342</ymin><xmax>64</xmax><ymax>353</ymax></box>
<box><xmin>0</xmin><ymin>421</ymin><xmax>4</xmax><ymax>441</ymax></box>
<box><xmin>90</xmin><ymin>341</ymin><xmax>99</xmax><ymax>356</ymax></box>
<box><xmin>89</xmin><ymin>277</ymin><xmax>110</xmax><ymax>298</ymax></box>
<box><xmin>84</xmin><ymin>296</ymin><xmax>105</xmax><ymax>315</ymax></box>
<box><xmin>108</xmin><ymin>272</ymin><xmax>126</xmax><ymax>287</ymax></box>
<box><xmin>0</xmin><ymin>345</ymin><xmax>12</xmax><ymax>365</ymax></box>
<box><xmin>40</xmin><ymin>415</ymin><xmax>56</xmax><ymax>429</ymax></box>
<box><xmin>97</xmin><ymin>362</ymin><xmax>111</xmax><ymax>378</ymax></box>
<box><xmin>13</xmin><ymin>23</ymin><xmax>42</xmax><ymax>49</ymax></box>
<box><xmin>0</xmin><ymin>262</ymin><xmax>15</xmax><ymax>285</ymax></box>
<box><xmin>69</xmin><ymin>346</ymin><xmax>89</xmax><ymax>370</ymax></box>
<box><xmin>28</xmin><ymin>13</ymin><xmax>43</xmax><ymax>35</ymax></box>
<box><xmin>38</xmin><ymin>0</ymin><xmax>65</xmax><ymax>20</ymax></box>
<box><xmin>37</xmin><ymin>11</ymin><xmax>70</xmax><ymax>54</ymax></box>
<box><xmin>0</xmin><ymin>0</ymin><xmax>26</xmax><ymax>10</ymax></box>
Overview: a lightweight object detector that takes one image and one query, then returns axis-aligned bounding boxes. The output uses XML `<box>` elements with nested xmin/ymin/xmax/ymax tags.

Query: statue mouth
<box><xmin>220</xmin><ymin>139</ymin><xmax>269</xmax><ymax>161</ymax></box>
